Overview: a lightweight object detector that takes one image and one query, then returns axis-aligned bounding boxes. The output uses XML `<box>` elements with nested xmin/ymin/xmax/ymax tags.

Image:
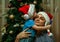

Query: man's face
<box><xmin>35</xmin><ymin>14</ymin><xmax>46</xmax><ymax>26</ymax></box>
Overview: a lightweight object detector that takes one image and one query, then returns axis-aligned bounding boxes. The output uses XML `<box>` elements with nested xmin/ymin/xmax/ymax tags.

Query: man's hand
<box><xmin>17</xmin><ymin>28</ymin><xmax>31</xmax><ymax>39</ymax></box>
<box><xmin>15</xmin><ymin>28</ymin><xmax>31</xmax><ymax>42</ymax></box>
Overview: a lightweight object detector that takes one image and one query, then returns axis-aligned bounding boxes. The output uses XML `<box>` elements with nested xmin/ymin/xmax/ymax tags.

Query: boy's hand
<box><xmin>45</xmin><ymin>25</ymin><xmax>51</xmax><ymax>29</ymax></box>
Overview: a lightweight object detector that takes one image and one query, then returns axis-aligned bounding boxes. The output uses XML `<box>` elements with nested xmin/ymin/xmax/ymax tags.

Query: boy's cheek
<box><xmin>35</xmin><ymin>22</ymin><xmax>41</xmax><ymax>26</ymax></box>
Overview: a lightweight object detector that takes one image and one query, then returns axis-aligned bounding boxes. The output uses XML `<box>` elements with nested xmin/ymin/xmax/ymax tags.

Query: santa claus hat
<box><xmin>38</xmin><ymin>12</ymin><xmax>53</xmax><ymax>36</ymax></box>
<box><xmin>46</xmin><ymin>12</ymin><xmax>53</xmax><ymax>20</ymax></box>
<box><xmin>18</xmin><ymin>4</ymin><xmax>35</xmax><ymax>19</ymax></box>
<box><xmin>38</xmin><ymin>12</ymin><xmax>51</xmax><ymax>25</ymax></box>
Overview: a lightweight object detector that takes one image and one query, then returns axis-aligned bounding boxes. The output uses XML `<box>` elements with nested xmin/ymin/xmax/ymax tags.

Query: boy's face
<box><xmin>35</xmin><ymin>14</ymin><xmax>46</xmax><ymax>26</ymax></box>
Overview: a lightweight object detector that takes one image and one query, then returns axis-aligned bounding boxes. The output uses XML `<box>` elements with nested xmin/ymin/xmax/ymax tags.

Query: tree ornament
<box><xmin>9</xmin><ymin>14</ymin><xmax>14</xmax><ymax>19</ymax></box>
<box><xmin>9</xmin><ymin>30</ymin><xmax>13</xmax><ymax>34</ymax></box>
<box><xmin>1</xmin><ymin>27</ymin><xmax>6</xmax><ymax>36</ymax></box>
<box><xmin>33</xmin><ymin>1</ymin><xmax>37</xmax><ymax>4</ymax></box>
<box><xmin>13</xmin><ymin>23</ymin><xmax>19</xmax><ymax>27</ymax></box>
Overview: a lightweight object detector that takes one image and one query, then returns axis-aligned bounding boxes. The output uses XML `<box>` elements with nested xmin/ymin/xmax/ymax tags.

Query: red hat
<box><xmin>18</xmin><ymin>5</ymin><xmax>29</xmax><ymax>14</ymax></box>
<box><xmin>46</xmin><ymin>12</ymin><xmax>53</xmax><ymax>20</ymax></box>
<box><xmin>18</xmin><ymin>4</ymin><xmax>35</xmax><ymax>19</ymax></box>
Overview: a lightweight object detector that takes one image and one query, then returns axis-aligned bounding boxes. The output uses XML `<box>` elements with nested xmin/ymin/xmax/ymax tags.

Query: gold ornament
<box><xmin>9</xmin><ymin>14</ymin><xmax>14</xmax><ymax>19</ymax></box>
<box><xmin>13</xmin><ymin>24</ymin><xmax>19</xmax><ymax>27</ymax></box>
<box><xmin>9</xmin><ymin>30</ymin><xmax>13</xmax><ymax>34</ymax></box>
<box><xmin>1</xmin><ymin>27</ymin><xmax>6</xmax><ymax>35</ymax></box>
<box><xmin>33</xmin><ymin>1</ymin><xmax>37</xmax><ymax>4</ymax></box>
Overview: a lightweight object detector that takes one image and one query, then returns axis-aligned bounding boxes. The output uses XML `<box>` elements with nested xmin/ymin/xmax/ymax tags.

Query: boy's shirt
<box><xmin>23</xmin><ymin>19</ymin><xmax>36</xmax><ymax>37</ymax></box>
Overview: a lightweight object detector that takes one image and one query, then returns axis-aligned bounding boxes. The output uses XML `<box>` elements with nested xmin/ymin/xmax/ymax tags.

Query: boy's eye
<box><xmin>33</xmin><ymin>15</ymin><xmax>39</xmax><ymax>20</ymax></box>
<box><xmin>35</xmin><ymin>16</ymin><xmax>39</xmax><ymax>18</ymax></box>
<box><xmin>34</xmin><ymin>15</ymin><xmax>39</xmax><ymax>18</ymax></box>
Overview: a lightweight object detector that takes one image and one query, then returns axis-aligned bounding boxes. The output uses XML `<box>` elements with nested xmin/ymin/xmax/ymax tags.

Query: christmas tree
<box><xmin>1</xmin><ymin>0</ymin><xmax>25</xmax><ymax>42</ymax></box>
<box><xmin>1</xmin><ymin>0</ymin><xmax>42</xmax><ymax>42</ymax></box>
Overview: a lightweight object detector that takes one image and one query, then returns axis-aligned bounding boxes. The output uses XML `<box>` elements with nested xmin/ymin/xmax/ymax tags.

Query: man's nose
<box><xmin>36</xmin><ymin>18</ymin><xmax>40</xmax><ymax>21</ymax></box>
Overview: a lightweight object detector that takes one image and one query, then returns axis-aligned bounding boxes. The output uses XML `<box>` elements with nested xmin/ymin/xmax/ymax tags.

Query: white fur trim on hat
<box><xmin>28</xmin><ymin>4</ymin><xmax>35</xmax><ymax>17</ymax></box>
<box><xmin>38</xmin><ymin>12</ymin><xmax>50</xmax><ymax>26</ymax></box>
<box><xmin>24</xmin><ymin>14</ymin><xmax>30</xmax><ymax>19</ymax></box>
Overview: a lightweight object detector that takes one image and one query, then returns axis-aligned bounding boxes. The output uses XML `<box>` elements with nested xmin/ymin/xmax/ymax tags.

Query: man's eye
<box><xmin>34</xmin><ymin>16</ymin><xmax>39</xmax><ymax>18</ymax></box>
<box><xmin>40</xmin><ymin>17</ymin><xmax>45</xmax><ymax>20</ymax></box>
<box><xmin>41</xmin><ymin>18</ymin><xmax>45</xmax><ymax>20</ymax></box>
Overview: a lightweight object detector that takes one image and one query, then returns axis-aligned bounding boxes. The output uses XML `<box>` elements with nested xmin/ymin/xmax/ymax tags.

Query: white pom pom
<box><xmin>2</xmin><ymin>33</ymin><xmax>4</xmax><ymax>36</ymax></box>
<box><xmin>47</xmin><ymin>29</ymin><xmax>50</xmax><ymax>32</ymax></box>
<box><xmin>48</xmin><ymin>33</ymin><xmax>53</xmax><ymax>36</ymax></box>
<box><xmin>24</xmin><ymin>14</ymin><xmax>30</xmax><ymax>19</ymax></box>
